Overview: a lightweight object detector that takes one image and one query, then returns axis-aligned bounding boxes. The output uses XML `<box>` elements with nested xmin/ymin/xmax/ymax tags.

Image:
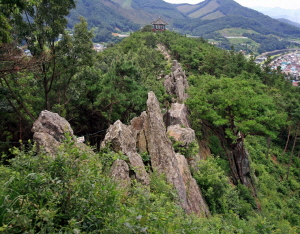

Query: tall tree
<box><xmin>12</xmin><ymin>0</ymin><xmax>76</xmax><ymax>110</ymax></box>
<box><xmin>187</xmin><ymin>74</ymin><xmax>287</xmax><ymax>187</ymax></box>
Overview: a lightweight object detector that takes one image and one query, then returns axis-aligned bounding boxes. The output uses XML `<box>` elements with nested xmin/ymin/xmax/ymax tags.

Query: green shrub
<box><xmin>169</xmin><ymin>136</ymin><xmax>199</xmax><ymax>159</ymax></box>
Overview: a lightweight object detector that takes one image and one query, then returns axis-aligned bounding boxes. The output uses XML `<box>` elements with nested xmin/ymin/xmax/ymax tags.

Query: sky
<box><xmin>163</xmin><ymin>0</ymin><xmax>299</xmax><ymax>9</ymax></box>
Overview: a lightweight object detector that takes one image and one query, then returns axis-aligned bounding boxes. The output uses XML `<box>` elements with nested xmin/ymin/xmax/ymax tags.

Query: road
<box><xmin>256</xmin><ymin>48</ymin><xmax>300</xmax><ymax>59</ymax></box>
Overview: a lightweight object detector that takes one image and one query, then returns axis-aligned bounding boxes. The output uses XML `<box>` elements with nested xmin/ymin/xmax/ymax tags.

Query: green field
<box><xmin>218</xmin><ymin>28</ymin><xmax>258</xmax><ymax>37</ymax></box>
<box><xmin>228</xmin><ymin>37</ymin><xmax>260</xmax><ymax>52</ymax></box>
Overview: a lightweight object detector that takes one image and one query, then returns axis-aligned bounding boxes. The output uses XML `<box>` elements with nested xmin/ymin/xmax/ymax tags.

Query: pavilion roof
<box><xmin>151</xmin><ymin>17</ymin><xmax>168</xmax><ymax>25</ymax></box>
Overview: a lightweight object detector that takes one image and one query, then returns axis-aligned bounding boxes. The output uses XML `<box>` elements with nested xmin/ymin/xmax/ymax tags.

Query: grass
<box><xmin>227</xmin><ymin>37</ymin><xmax>260</xmax><ymax>53</ymax></box>
<box><xmin>218</xmin><ymin>28</ymin><xmax>258</xmax><ymax>37</ymax></box>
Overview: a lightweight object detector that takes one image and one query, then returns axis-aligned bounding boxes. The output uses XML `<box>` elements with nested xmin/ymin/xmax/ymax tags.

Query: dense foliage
<box><xmin>243</xmin><ymin>33</ymin><xmax>298</xmax><ymax>54</ymax></box>
<box><xmin>1</xmin><ymin>1</ymin><xmax>300</xmax><ymax>233</ymax></box>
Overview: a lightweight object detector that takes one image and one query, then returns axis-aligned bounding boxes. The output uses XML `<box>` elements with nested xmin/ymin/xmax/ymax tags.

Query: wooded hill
<box><xmin>1</xmin><ymin>0</ymin><xmax>300</xmax><ymax>233</ymax></box>
<box><xmin>68</xmin><ymin>0</ymin><xmax>300</xmax><ymax>53</ymax></box>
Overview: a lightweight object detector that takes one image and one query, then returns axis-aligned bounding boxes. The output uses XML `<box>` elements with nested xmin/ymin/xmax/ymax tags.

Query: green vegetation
<box><xmin>218</xmin><ymin>28</ymin><xmax>258</xmax><ymax>37</ymax></box>
<box><xmin>243</xmin><ymin>33</ymin><xmax>298</xmax><ymax>53</ymax></box>
<box><xmin>1</xmin><ymin>1</ymin><xmax>300</xmax><ymax>232</ymax></box>
<box><xmin>67</xmin><ymin>0</ymin><xmax>139</xmax><ymax>43</ymax></box>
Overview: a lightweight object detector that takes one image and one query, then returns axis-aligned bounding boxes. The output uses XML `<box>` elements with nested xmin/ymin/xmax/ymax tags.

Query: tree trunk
<box><xmin>228</xmin><ymin>139</ymin><xmax>257</xmax><ymax>196</ymax></box>
<box><xmin>287</xmin><ymin>123</ymin><xmax>299</xmax><ymax>180</ymax></box>
<box><xmin>266</xmin><ymin>137</ymin><xmax>271</xmax><ymax>159</ymax></box>
<box><xmin>282</xmin><ymin>126</ymin><xmax>291</xmax><ymax>157</ymax></box>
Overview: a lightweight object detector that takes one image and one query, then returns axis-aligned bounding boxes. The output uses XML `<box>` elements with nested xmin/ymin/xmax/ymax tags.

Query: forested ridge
<box><xmin>1</xmin><ymin>0</ymin><xmax>300</xmax><ymax>233</ymax></box>
<box><xmin>66</xmin><ymin>0</ymin><xmax>300</xmax><ymax>55</ymax></box>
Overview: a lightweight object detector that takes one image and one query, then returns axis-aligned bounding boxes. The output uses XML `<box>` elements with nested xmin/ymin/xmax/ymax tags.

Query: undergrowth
<box><xmin>0</xmin><ymin>135</ymin><xmax>299</xmax><ymax>233</ymax></box>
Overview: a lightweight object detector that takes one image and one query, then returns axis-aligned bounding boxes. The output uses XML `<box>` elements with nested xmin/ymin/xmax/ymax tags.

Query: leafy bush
<box><xmin>194</xmin><ymin>157</ymin><xmax>256</xmax><ymax>218</ymax></box>
<box><xmin>169</xmin><ymin>136</ymin><xmax>199</xmax><ymax>159</ymax></box>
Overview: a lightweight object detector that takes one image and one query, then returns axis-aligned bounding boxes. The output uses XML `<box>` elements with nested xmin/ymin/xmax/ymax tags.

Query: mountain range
<box><xmin>67</xmin><ymin>0</ymin><xmax>300</xmax><ymax>48</ymax></box>
<box><xmin>251</xmin><ymin>6</ymin><xmax>300</xmax><ymax>25</ymax></box>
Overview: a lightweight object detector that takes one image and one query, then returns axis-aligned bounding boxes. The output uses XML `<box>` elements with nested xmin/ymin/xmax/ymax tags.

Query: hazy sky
<box><xmin>163</xmin><ymin>0</ymin><xmax>299</xmax><ymax>9</ymax></box>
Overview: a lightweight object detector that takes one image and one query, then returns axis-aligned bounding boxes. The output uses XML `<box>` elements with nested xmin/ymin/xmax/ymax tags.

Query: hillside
<box><xmin>277</xmin><ymin>18</ymin><xmax>300</xmax><ymax>28</ymax></box>
<box><xmin>67</xmin><ymin>0</ymin><xmax>300</xmax><ymax>53</ymax></box>
<box><xmin>2</xmin><ymin>26</ymin><xmax>300</xmax><ymax>232</ymax></box>
<box><xmin>67</xmin><ymin>0</ymin><xmax>140</xmax><ymax>42</ymax></box>
<box><xmin>251</xmin><ymin>6</ymin><xmax>300</xmax><ymax>24</ymax></box>
<box><xmin>2</xmin><ymin>1</ymin><xmax>300</xmax><ymax>231</ymax></box>
<box><xmin>174</xmin><ymin>0</ymin><xmax>300</xmax><ymax>38</ymax></box>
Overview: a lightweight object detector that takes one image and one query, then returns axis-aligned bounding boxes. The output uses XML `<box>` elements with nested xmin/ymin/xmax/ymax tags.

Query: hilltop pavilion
<box><xmin>151</xmin><ymin>17</ymin><xmax>168</xmax><ymax>31</ymax></box>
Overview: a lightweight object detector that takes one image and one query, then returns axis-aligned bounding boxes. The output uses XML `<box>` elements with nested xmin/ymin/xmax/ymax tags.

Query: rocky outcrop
<box><xmin>32</xmin><ymin>132</ymin><xmax>61</xmax><ymax>155</ymax></box>
<box><xmin>167</xmin><ymin>124</ymin><xmax>196</xmax><ymax>146</ymax></box>
<box><xmin>138</xmin><ymin>92</ymin><xmax>209</xmax><ymax>215</ymax></box>
<box><xmin>32</xmin><ymin>110</ymin><xmax>76</xmax><ymax>154</ymax></box>
<box><xmin>101</xmin><ymin>120</ymin><xmax>150</xmax><ymax>186</ymax></box>
<box><xmin>164</xmin><ymin>60</ymin><xmax>189</xmax><ymax>102</ymax></box>
<box><xmin>144</xmin><ymin>92</ymin><xmax>189</xmax><ymax>212</ymax></box>
<box><xmin>175</xmin><ymin>153</ymin><xmax>209</xmax><ymax>215</ymax></box>
<box><xmin>110</xmin><ymin>159</ymin><xmax>131</xmax><ymax>189</ymax></box>
<box><xmin>130</xmin><ymin>112</ymin><xmax>148</xmax><ymax>154</ymax></box>
<box><xmin>164</xmin><ymin>103</ymin><xmax>191</xmax><ymax>128</ymax></box>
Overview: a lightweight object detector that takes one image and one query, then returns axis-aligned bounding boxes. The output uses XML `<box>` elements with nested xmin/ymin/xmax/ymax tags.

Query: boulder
<box><xmin>110</xmin><ymin>159</ymin><xmax>131</xmax><ymax>189</ymax></box>
<box><xmin>32</xmin><ymin>110</ymin><xmax>75</xmax><ymax>142</ymax></box>
<box><xmin>33</xmin><ymin>132</ymin><xmax>61</xmax><ymax>155</ymax></box>
<box><xmin>167</xmin><ymin>124</ymin><xmax>195</xmax><ymax>146</ymax></box>
<box><xmin>32</xmin><ymin>110</ymin><xmax>75</xmax><ymax>155</ymax></box>
<box><xmin>101</xmin><ymin>120</ymin><xmax>150</xmax><ymax>186</ymax></box>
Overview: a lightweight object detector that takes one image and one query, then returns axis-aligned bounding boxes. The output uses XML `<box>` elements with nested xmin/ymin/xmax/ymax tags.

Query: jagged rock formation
<box><xmin>164</xmin><ymin>103</ymin><xmax>191</xmax><ymax>128</ymax></box>
<box><xmin>144</xmin><ymin>92</ymin><xmax>209</xmax><ymax>215</ymax></box>
<box><xmin>101</xmin><ymin>91</ymin><xmax>209</xmax><ymax>215</ymax></box>
<box><xmin>106</xmin><ymin>92</ymin><xmax>209</xmax><ymax>216</ymax></box>
<box><xmin>32</xmin><ymin>110</ymin><xmax>76</xmax><ymax>155</ymax></box>
<box><xmin>101</xmin><ymin>120</ymin><xmax>150</xmax><ymax>186</ymax></box>
<box><xmin>175</xmin><ymin>153</ymin><xmax>208</xmax><ymax>214</ymax></box>
<box><xmin>130</xmin><ymin>112</ymin><xmax>148</xmax><ymax>154</ymax></box>
<box><xmin>164</xmin><ymin>60</ymin><xmax>189</xmax><ymax>102</ymax></box>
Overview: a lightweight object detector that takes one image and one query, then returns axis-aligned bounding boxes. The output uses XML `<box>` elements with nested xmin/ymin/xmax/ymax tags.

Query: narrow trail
<box><xmin>157</xmin><ymin>43</ymin><xmax>171</xmax><ymax>63</ymax></box>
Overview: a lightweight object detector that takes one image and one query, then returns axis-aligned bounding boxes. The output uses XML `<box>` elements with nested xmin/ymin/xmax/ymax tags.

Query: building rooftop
<box><xmin>151</xmin><ymin>17</ymin><xmax>168</xmax><ymax>25</ymax></box>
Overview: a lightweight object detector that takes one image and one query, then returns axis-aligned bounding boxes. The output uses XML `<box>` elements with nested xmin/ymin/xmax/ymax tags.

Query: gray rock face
<box><xmin>32</xmin><ymin>110</ymin><xmax>75</xmax><ymax>154</ymax></box>
<box><xmin>110</xmin><ymin>159</ymin><xmax>131</xmax><ymax>189</ymax></box>
<box><xmin>32</xmin><ymin>110</ymin><xmax>75</xmax><ymax>142</ymax></box>
<box><xmin>143</xmin><ymin>92</ymin><xmax>208</xmax><ymax>215</ymax></box>
<box><xmin>33</xmin><ymin>132</ymin><xmax>61</xmax><ymax>155</ymax></box>
<box><xmin>164</xmin><ymin>60</ymin><xmax>189</xmax><ymax>102</ymax></box>
<box><xmin>167</xmin><ymin>124</ymin><xmax>195</xmax><ymax>147</ymax></box>
<box><xmin>164</xmin><ymin>103</ymin><xmax>191</xmax><ymax>128</ymax></box>
<box><xmin>175</xmin><ymin>153</ymin><xmax>210</xmax><ymax>216</ymax></box>
<box><xmin>145</xmin><ymin>92</ymin><xmax>188</xmax><ymax>212</ymax></box>
<box><xmin>101</xmin><ymin>120</ymin><xmax>150</xmax><ymax>186</ymax></box>
<box><xmin>130</xmin><ymin>112</ymin><xmax>148</xmax><ymax>154</ymax></box>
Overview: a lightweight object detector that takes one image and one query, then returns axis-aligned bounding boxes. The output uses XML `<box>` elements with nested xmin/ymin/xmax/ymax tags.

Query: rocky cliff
<box><xmin>100</xmin><ymin>59</ymin><xmax>210</xmax><ymax>215</ymax></box>
<box><xmin>101</xmin><ymin>92</ymin><xmax>209</xmax><ymax>215</ymax></box>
